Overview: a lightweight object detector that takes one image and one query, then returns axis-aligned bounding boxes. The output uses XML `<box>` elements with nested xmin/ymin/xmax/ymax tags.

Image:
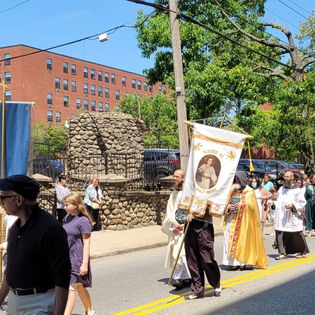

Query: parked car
<box><xmin>32</xmin><ymin>159</ymin><xmax>65</xmax><ymax>179</ymax></box>
<box><xmin>237</xmin><ymin>159</ymin><xmax>267</xmax><ymax>177</ymax></box>
<box><xmin>289</xmin><ymin>163</ymin><xmax>305</xmax><ymax>175</ymax></box>
<box><xmin>143</xmin><ymin>149</ymin><xmax>180</xmax><ymax>189</ymax></box>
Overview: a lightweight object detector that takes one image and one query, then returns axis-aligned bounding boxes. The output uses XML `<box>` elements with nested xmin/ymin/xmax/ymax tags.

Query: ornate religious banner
<box><xmin>179</xmin><ymin>123</ymin><xmax>248</xmax><ymax>218</ymax></box>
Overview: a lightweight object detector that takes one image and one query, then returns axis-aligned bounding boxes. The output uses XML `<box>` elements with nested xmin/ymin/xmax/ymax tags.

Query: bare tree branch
<box><xmin>213</xmin><ymin>0</ymin><xmax>291</xmax><ymax>52</ymax></box>
<box><xmin>252</xmin><ymin>64</ymin><xmax>290</xmax><ymax>81</ymax></box>
<box><xmin>301</xmin><ymin>58</ymin><xmax>315</xmax><ymax>70</ymax></box>
<box><xmin>255</xmin><ymin>71</ymin><xmax>290</xmax><ymax>81</ymax></box>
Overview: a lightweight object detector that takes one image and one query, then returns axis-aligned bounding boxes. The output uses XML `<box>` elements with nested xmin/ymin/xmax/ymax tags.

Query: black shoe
<box><xmin>240</xmin><ymin>265</ymin><xmax>254</xmax><ymax>271</ymax></box>
<box><xmin>225</xmin><ymin>266</ymin><xmax>239</xmax><ymax>271</ymax></box>
<box><xmin>182</xmin><ymin>279</ymin><xmax>192</xmax><ymax>287</ymax></box>
<box><xmin>172</xmin><ymin>280</ymin><xmax>185</xmax><ymax>290</ymax></box>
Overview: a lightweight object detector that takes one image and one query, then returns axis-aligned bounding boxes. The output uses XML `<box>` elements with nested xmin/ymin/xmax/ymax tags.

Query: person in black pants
<box><xmin>184</xmin><ymin>214</ymin><xmax>221</xmax><ymax>300</ymax></box>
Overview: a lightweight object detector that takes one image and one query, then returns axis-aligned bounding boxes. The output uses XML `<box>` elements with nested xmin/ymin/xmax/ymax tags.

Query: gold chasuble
<box><xmin>227</xmin><ymin>186</ymin><xmax>268</xmax><ymax>268</ymax></box>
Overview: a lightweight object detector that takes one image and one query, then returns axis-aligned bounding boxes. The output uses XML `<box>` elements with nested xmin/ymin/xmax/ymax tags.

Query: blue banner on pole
<box><xmin>0</xmin><ymin>102</ymin><xmax>31</xmax><ymax>177</ymax></box>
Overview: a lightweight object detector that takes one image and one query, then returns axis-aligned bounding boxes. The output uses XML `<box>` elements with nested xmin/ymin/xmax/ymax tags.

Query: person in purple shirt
<box><xmin>63</xmin><ymin>193</ymin><xmax>96</xmax><ymax>315</ymax></box>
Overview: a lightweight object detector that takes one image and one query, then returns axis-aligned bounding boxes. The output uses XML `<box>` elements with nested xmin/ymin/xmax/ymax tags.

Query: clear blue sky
<box><xmin>1</xmin><ymin>0</ymin><xmax>314</xmax><ymax>74</ymax></box>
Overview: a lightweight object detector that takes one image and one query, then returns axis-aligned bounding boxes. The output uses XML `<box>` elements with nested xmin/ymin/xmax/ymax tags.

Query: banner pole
<box><xmin>168</xmin><ymin>220</ymin><xmax>191</xmax><ymax>286</ymax></box>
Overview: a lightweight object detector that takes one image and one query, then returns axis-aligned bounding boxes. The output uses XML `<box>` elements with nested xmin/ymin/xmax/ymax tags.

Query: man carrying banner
<box><xmin>177</xmin><ymin>122</ymin><xmax>253</xmax><ymax>299</ymax></box>
<box><xmin>184</xmin><ymin>211</ymin><xmax>221</xmax><ymax>299</ymax></box>
<box><xmin>222</xmin><ymin>171</ymin><xmax>267</xmax><ymax>270</ymax></box>
<box><xmin>162</xmin><ymin>169</ymin><xmax>191</xmax><ymax>290</ymax></box>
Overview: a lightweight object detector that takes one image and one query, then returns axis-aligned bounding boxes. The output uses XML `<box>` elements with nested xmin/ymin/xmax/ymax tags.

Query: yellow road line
<box><xmin>114</xmin><ymin>254</ymin><xmax>315</xmax><ymax>315</ymax></box>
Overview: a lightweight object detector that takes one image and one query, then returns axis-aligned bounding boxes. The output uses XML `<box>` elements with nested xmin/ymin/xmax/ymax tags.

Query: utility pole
<box><xmin>169</xmin><ymin>0</ymin><xmax>189</xmax><ymax>170</ymax></box>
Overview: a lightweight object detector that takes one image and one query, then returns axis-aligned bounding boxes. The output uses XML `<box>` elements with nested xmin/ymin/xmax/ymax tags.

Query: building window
<box><xmin>158</xmin><ymin>85</ymin><xmax>162</xmax><ymax>93</ymax></box>
<box><xmin>71</xmin><ymin>64</ymin><xmax>76</xmax><ymax>75</ymax></box>
<box><xmin>76</xmin><ymin>98</ymin><xmax>81</xmax><ymax>109</ymax></box>
<box><xmin>149</xmin><ymin>85</ymin><xmax>153</xmax><ymax>92</ymax></box>
<box><xmin>47</xmin><ymin>111</ymin><xmax>53</xmax><ymax>122</ymax></box>
<box><xmin>56</xmin><ymin>112</ymin><xmax>61</xmax><ymax>122</ymax></box>
<box><xmin>105</xmin><ymin>87</ymin><xmax>109</xmax><ymax>98</ymax></box>
<box><xmin>84</xmin><ymin>67</ymin><xmax>88</xmax><ymax>78</ymax></box>
<box><xmin>63</xmin><ymin>96</ymin><xmax>69</xmax><ymax>107</ymax></box>
<box><xmin>132</xmin><ymin>79</ymin><xmax>136</xmax><ymax>89</ymax></box>
<box><xmin>55</xmin><ymin>77</ymin><xmax>61</xmax><ymax>89</ymax></box>
<box><xmin>105</xmin><ymin>103</ymin><xmax>110</xmax><ymax>112</ymax></box>
<box><xmin>138</xmin><ymin>80</ymin><xmax>142</xmax><ymax>90</ymax></box>
<box><xmin>104</xmin><ymin>72</ymin><xmax>109</xmax><ymax>83</ymax></box>
<box><xmin>5</xmin><ymin>72</ymin><xmax>11</xmax><ymax>84</ymax></box>
<box><xmin>63</xmin><ymin>62</ymin><xmax>68</xmax><ymax>73</ymax></box>
<box><xmin>47</xmin><ymin>93</ymin><xmax>53</xmax><ymax>106</ymax></box>
<box><xmin>122</xmin><ymin>76</ymin><xmax>126</xmax><ymax>86</ymax></box>
<box><xmin>63</xmin><ymin>79</ymin><xmax>68</xmax><ymax>90</ymax></box>
<box><xmin>111</xmin><ymin>74</ymin><xmax>116</xmax><ymax>84</ymax></box>
<box><xmin>98</xmin><ymin>102</ymin><xmax>103</xmax><ymax>111</ymax></box>
<box><xmin>91</xmin><ymin>101</ymin><xmax>96</xmax><ymax>111</ymax></box>
<box><xmin>115</xmin><ymin>105</ymin><xmax>120</xmax><ymax>112</ymax></box>
<box><xmin>84</xmin><ymin>83</ymin><xmax>88</xmax><ymax>94</ymax></box>
<box><xmin>91</xmin><ymin>84</ymin><xmax>95</xmax><ymax>95</ymax></box>
<box><xmin>4</xmin><ymin>54</ymin><xmax>11</xmax><ymax>65</ymax></box>
<box><xmin>115</xmin><ymin>89</ymin><xmax>120</xmax><ymax>100</ymax></box>
<box><xmin>98</xmin><ymin>71</ymin><xmax>102</xmax><ymax>81</ymax></box>
<box><xmin>84</xmin><ymin>99</ymin><xmax>89</xmax><ymax>110</ymax></box>
<box><xmin>71</xmin><ymin>81</ymin><xmax>77</xmax><ymax>92</ymax></box>
<box><xmin>46</xmin><ymin>58</ymin><xmax>52</xmax><ymax>70</ymax></box>
<box><xmin>5</xmin><ymin>90</ymin><xmax>11</xmax><ymax>101</ymax></box>
<box><xmin>162</xmin><ymin>86</ymin><xmax>167</xmax><ymax>94</ymax></box>
<box><xmin>91</xmin><ymin>69</ymin><xmax>95</xmax><ymax>79</ymax></box>
<box><xmin>144</xmin><ymin>82</ymin><xmax>148</xmax><ymax>91</ymax></box>
<box><xmin>98</xmin><ymin>87</ymin><xmax>103</xmax><ymax>97</ymax></box>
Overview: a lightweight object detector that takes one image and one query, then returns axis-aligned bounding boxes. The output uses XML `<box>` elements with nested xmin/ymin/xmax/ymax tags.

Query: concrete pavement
<box><xmin>90</xmin><ymin>217</ymin><xmax>224</xmax><ymax>259</ymax></box>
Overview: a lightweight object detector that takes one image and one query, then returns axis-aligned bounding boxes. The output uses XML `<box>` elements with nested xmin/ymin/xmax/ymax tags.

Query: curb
<box><xmin>90</xmin><ymin>230</ymin><xmax>225</xmax><ymax>260</ymax></box>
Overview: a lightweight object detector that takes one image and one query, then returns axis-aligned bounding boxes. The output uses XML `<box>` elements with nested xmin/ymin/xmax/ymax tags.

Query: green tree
<box><xmin>134</xmin><ymin>0</ymin><xmax>315</xmax><ymax>174</ymax></box>
<box><xmin>120</xmin><ymin>93</ymin><xmax>179</xmax><ymax>147</ymax></box>
<box><xmin>32</xmin><ymin>124</ymin><xmax>67</xmax><ymax>155</ymax></box>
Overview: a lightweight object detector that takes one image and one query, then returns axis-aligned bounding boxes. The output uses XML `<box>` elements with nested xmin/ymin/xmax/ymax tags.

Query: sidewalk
<box><xmin>90</xmin><ymin>218</ymin><xmax>224</xmax><ymax>259</ymax></box>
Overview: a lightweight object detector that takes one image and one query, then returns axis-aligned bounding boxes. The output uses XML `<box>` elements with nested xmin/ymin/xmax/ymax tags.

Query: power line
<box><xmin>286</xmin><ymin>0</ymin><xmax>314</xmax><ymax>16</ymax></box>
<box><xmin>6</xmin><ymin>11</ymin><xmax>156</xmax><ymax>62</ymax></box>
<box><xmin>0</xmin><ymin>0</ymin><xmax>32</xmax><ymax>14</ymax></box>
<box><xmin>210</xmin><ymin>0</ymin><xmax>305</xmax><ymax>55</ymax></box>
<box><xmin>277</xmin><ymin>0</ymin><xmax>308</xmax><ymax>20</ymax></box>
<box><xmin>265</xmin><ymin>7</ymin><xmax>299</xmax><ymax>31</ymax></box>
<box><xmin>128</xmin><ymin>0</ymin><xmax>295</xmax><ymax>70</ymax></box>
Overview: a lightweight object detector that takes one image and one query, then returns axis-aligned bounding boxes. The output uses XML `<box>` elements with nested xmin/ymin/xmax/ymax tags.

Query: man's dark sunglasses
<box><xmin>0</xmin><ymin>195</ymin><xmax>18</xmax><ymax>202</ymax></box>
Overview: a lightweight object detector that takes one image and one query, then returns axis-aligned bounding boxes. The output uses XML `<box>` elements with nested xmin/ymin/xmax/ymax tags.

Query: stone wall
<box><xmin>67</xmin><ymin>111</ymin><xmax>145</xmax><ymax>181</ymax></box>
<box><xmin>59</xmin><ymin>111</ymin><xmax>171</xmax><ymax>230</ymax></box>
<box><xmin>100</xmin><ymin>187</ymin><xmax>170</xmax><ymax>230</ymax></box>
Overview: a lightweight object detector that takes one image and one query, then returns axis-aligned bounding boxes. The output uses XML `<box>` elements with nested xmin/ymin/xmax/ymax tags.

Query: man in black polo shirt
<box><xmin>0</xmin><ymin>174</ymin><xmax>71</xmax><ymax>315</ymax></box>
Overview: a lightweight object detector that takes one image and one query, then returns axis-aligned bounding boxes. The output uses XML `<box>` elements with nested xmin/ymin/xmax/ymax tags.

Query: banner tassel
<box><xmin>247</xmin><ymin>140</ymin><xmax>255</xmax><ymax>172</ymax></box>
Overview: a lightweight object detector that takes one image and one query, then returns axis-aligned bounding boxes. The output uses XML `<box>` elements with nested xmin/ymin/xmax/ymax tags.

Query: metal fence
<box><xmin>31</xmin><ymin>143</ymin><xmax>179</xmax><ymax>191</ymax></box>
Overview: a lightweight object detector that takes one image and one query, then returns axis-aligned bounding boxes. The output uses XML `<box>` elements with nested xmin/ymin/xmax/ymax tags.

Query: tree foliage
<box><xmin>135</xmin><ymin>0</ymin><xmax>315</xmax><ymax>174</ymax></box>
<box><xmin>120</xmin><ymin>93</ymin><xmax>178</xmax><ymax>147</ymax></box>
<box><xmin>32</xmin><ymin>124</ymin><xmax>67</xmax><ymax>155</ymax></box>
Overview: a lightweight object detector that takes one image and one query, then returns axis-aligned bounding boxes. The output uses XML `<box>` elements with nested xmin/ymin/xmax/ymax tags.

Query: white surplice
<box><xmin>274</xmin><ymin>187</ymin><xmax>306</xmax><ymax>232</ymax></box>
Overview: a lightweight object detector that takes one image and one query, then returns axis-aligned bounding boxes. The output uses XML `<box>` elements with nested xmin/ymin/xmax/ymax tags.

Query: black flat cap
<box><xmin>0</xmin><ymin>174</ymin><xmax>40</xmax><ymax>200</ymax></box>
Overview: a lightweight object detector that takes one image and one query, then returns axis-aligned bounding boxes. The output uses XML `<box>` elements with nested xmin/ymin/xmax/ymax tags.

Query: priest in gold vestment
<box><xmin>222</xmin><ymin>172</ymin><xmax>267</xmax><ymax>270</ymax></box>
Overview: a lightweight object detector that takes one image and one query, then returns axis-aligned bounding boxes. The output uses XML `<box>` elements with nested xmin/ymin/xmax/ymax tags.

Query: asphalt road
<box><xmin>71</xmin><ymin>226</ymin><xmax>315</xmax><ymax>315</ymax></box>
<box><xmin>1</xmin><ymin>226</ymin><xmax>314</xmax><ymax>315</ymax></box>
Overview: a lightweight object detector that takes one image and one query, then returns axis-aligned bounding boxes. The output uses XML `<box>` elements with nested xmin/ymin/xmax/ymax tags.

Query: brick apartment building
<box><xmin>0</xmin><ymin>44</ymin><xmax>167</xmax><ymax>125</ymax></box>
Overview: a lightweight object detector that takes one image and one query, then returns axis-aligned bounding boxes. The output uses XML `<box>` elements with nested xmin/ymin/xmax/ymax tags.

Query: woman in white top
<box><xmin>83</xmin><ymin>178</ymin><xmax>104</xmax><ymax>231</ymax></box>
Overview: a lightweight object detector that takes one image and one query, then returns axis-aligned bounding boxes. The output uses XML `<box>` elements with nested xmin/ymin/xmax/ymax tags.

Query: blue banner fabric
<box><xmin>0</xmin><ymin>102</ymin><xmax>31</xmax><ymax>177</ymax></box>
